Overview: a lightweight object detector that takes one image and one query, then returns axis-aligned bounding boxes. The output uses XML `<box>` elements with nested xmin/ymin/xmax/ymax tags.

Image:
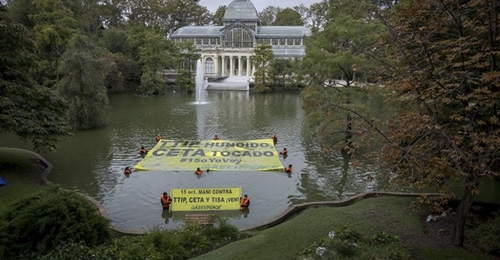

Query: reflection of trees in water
<box><xmin>294</xmin><ymin>90</ymin><xmax>396</xmax><ymax>204</ymax></box>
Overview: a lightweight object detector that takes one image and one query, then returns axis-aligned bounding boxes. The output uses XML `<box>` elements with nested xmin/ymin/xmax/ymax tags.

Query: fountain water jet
<box><xmin>195</xmin><ymin>59</ymin><xmax>207</xmax><ymax>104</ymax></box>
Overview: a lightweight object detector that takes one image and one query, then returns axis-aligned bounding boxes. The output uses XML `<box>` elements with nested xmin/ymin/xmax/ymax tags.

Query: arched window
<box><xmin>205</xmin><ymin>58</ymin><xmax>214</xmax><ymax>73</ymax></box>
<box><xmin>221</xmin><ymin>24</ymin><xmax>253</xmax><ymax>48</ymax></box>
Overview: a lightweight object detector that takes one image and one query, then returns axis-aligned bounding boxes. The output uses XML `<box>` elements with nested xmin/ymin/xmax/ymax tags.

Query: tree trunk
<box><xmin>341</xmin><ymin>113</ymin><xmax>354</xmax><ymax>156</ymax></box>
<box><xmin>452</xmin><ymin>176</ymin><xmax>480</xmax><ymax>246</ymax></box>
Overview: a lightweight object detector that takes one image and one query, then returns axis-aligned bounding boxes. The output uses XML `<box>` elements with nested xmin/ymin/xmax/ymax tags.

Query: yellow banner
<box><xmin>170</xmin><ymin>187</ymin><xmax>241</xmax><ymax>211</ymax></box>
<box><xmin>134</xmin><ymin>139</ymin><xmax>283</xmax><ymax>171</ymax></box>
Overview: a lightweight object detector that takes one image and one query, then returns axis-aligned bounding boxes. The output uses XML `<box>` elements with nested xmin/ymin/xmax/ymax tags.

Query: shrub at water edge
<box><xmin>0</xmin><ymin>187</ymin><xmax>111</xmax><ymax>259</ymax></box>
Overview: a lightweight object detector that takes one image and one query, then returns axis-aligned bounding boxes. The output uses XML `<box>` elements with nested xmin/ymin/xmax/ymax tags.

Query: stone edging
<box><xmin>4</xmin><ymin>148</ymin><xmax>445</xmax><ymax>236</ymax></box>
<box><xmin>239</xmin><ymin>191</ymin><xmax>444</xmax><ymax>232</ymax></box>
<box><xmin>85</xmin><ymin>191</ymin><xmax>444</xmax><ymax>235</ymax></box>
<box><xmin>5</xmin><ymin>147</ymin><xmax>52</xmax><ymax>185</ymax></box>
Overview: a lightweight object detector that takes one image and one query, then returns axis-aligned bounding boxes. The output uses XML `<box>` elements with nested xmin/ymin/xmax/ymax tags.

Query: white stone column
<box><xmin>221</xmin><ymin>55</ymin><xmax>225</xmax><ymax>76</ymax></box>
<box><xmin>230</xmin><ymin>55</ymin><xmax>234</xmax><ymax>76</ymax></box>
<box><xmin>201</xmin><ymin>56</ymin><xmax>205</xmax><ymax>74</ymax></box>
<box><xmin>214</xmin><ymin>55</ymin><xmax>219</xmax><ymax>75</ymax></box>
<box><xmin>238</xmin><ymin>56</ymin><xmax>243</xmax><ymax>76</ymax></box>
<box><xmin>246</xmin><ymin>56</ymin><xmax>251</xmax><ymax>76</ymax></box>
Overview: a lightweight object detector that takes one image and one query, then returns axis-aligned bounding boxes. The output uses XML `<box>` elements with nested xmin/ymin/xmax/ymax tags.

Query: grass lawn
<box><xmin>193</xmin><ymin>196</ymin><xmax>497</xmax><ymax>260</ymax></box>
<box><xmin>0</xmin><ymin>148</ymin><xmax>50</xmax><ymax>211</ymax></box>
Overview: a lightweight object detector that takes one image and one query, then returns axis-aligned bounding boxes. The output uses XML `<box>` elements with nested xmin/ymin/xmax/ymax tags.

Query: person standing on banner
<box><xmin>240</xmin><ymin>194</ymin><xmax>250</xmax><ymax>209</ymax></box>
<box><xmin>161</xmin><ymin>192</ymin><xmax>171</xmax><ymax>210</ymax></box>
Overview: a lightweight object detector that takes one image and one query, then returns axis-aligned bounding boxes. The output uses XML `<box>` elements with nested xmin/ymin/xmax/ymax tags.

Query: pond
<box><xmin>1</xmin><ymin>91</ymin><xmax>390</xmax><ymax>232</ymax></box>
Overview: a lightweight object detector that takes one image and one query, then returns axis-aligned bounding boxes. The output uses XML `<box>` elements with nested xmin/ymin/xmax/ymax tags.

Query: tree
<box><xmin>212</xmin><ymin>5</ymin><xmax>225</xmax><ymax>26</ymax></box>
<box><xmin>252</xmin><ymin>43</ymin><xmax>274</xmax><ymax>92</ymax></box>
<box><xmin>174</xmin><ymin>40</ymin><xmax>200</xmax><ymax>92</ymax></box>
<box><xmin>29</xmin><ymin>0</ymin><xmax>78</xmax><ymax>87</ymax></box>
<box><xmin>164</xmin><ymin>0</ymin><xmax>211</xmax><ymax>35</ymax></box>
<box><xmin>269</xmin><ymin>59</ymin><xmax>293</xmax><ymax>88</ymax></box>
<box><xmin>273</xmin><ymin>8</ymin><xmax>304</xmax><ymax>26</ymax></box>
<box><xmin>258</xmin><ymin>6</ymin><xmax>279</xmax><ymax>26</ymax></box>
<box><xmin>57</xmin><ymin>34</ymin><xmax>109</xmax><ymax>129</ymax></box>
<box><xmin>300</xmin><ymin>0</ymin><xmax>386</xmax><ymax>154</ymax></box>
<box><xmin>128</xmin><ymin>27</ymin><xmax>176</xmax><ymax>94</ymax></box>
<box><xmin>382</xmin><ymin>0</ymin><xmax>500</xmax><ymax>246</ymax></box>
<box><xmin>0</xmin><ymin>4</ymin><xmax>70</xmax><ymax>151</ymax></box>
<box><xmin>308</xmin><ymin>1</ymin><xmax>330</xmax><ymax>32</ymax></box>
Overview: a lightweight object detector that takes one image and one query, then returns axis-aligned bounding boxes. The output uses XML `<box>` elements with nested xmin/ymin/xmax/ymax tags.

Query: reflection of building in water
<box><xmin>171</xmin><ymin>0</ymin><xmax>311</xmax><ymax>87</ymax></box>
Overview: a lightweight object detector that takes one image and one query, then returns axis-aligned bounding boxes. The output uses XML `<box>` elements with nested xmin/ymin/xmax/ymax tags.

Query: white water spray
<box><xmin>195</xmin><ymin>59</ymin><xmax>206</xmax><ymax>104</ymax></box>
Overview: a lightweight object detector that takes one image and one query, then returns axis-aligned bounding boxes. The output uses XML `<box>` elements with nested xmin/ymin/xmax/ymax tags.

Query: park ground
<box><xmin>0</xmin><ymin>147</ymin><xmax>498</xmax><ymax>260</ymax></box>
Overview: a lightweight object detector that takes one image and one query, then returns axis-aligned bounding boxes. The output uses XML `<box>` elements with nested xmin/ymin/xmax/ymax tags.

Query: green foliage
<box><xmin>0</xmin><ymin>187</ymin><xmax>111</xmax><ymax>259</ymax></box>
<box><xmin>336</xmin><ymin>223</ymin><xmax>361</xmax><ymax>242</ymax></box>
<box><xmin>0</xmin><ymin>4</ymin><xmax>71</xmax><ymax>151</ymax></box>
<box><xmin>57</xmin><ymin>33</ymin><xmax>109</xmax><ymax>129</ymax></box>
<box><xmin>37</xmin><ymin>216</ymin><xmax>245</xmax><ymax>260</ymax></box>
<box><xmin>302</xmin><ymin>1</ymin><xmax>386</xmax><ymax>86</ymax></box>
<box><xmin>382</xmin><ymin>0</ymin><xmax>500</xmax><ymax>246</ymax></box>
<box><xmin>37</xmin><ymin>241</ymin><xmax>118</xmax><ymax>260</ymax></box>
<box><xmin>273</xmin><ymin>8</ymin><xmax>304</xmax><ymax>26</ymax></box>
<box><xmin>252</xmin><ymin>43</ymin><xmax>274</xmax><ymax>92</ymax></box>
<box><xmin>258</xmin><ymin>6</ymin><xmax>279</xmax><ymax>26</ymax></box>
<box><xmin>174</xmin><ymin>41</ymin><xmax>199</xmax><ymax>92</ymax></box>
<box><xmin>128</xmin><ymin>27</ymin><xmax>176</xmax><ymax>95</ymax></box>
<box><xmin>299</xmin><ymin>224</ymin><xmax>411</xmax><ymax>260</ymax></box>
<box><xmin>371</xmin><ymin>231</ymin><xmax>401</xmax><ymax>245</ymax></box>
<box><xmin>212</xmin><ymin>5</ymin><xmax>226</xmax><ymax>26</ymax></box>
<box><xmin>30</xmin><ymin>0</ymin><xmax>78</xmax><ymax>85</ymax></box>
<box><xmin>471</xmin><ymin>215</ymin><xmax>500</xmax><ymax>255</ymax></box>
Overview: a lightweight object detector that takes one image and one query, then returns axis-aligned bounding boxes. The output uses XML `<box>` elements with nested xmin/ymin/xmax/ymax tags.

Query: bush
<box><xmin>0</xmin><ymin>187</ymin><xmax>111</xmax><ymax>259</ymax></box>
<box><xmin>37</xmin><ymin>241</ymin><xmax>118</xmax><ymax>260</ymax></box>
<box><xmin>299</xmin><ymin>223</ymin><xmax>412</xmax><ymax>260</ymax></box>
<box><xmin>371</xmin><ymin>231</ymin><xmax>401</xmax><ymax>245</ymax></box>
<box><xmin>471</xmin><ymin>214</ymin><xmax>500</xmax><ymax>255</ymax></box>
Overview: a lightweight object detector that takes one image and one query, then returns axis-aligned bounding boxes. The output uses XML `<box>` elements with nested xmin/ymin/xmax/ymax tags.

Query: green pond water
<box><xmin>1</xmin><ymin>91</ymin><xmax>392</xmax><ymax>232</ymax></box>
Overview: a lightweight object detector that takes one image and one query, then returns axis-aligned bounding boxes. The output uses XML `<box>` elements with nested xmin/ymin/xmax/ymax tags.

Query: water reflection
<box><xmin>0</xmin><ymin>92</ymin><xmax>390</xmax><ymax>232</ymax></box>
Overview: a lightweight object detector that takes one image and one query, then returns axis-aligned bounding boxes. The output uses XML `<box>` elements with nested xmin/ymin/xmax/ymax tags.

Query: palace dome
<box><xmin>223</xmin><ymin>0</ymin><xmax>259</xmax><ymax>21</ymax></box>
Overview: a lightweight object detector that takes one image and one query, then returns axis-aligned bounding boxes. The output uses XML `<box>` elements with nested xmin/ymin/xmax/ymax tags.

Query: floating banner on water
<box><xmin>170</xmin><ymin>187</ymin><xmax>241</xmax><ymax>211</ymax></box>
<box><xmin>134</xmin><ymin>139</ymin><xmax>284</xmax><ymax>171</ymax></box>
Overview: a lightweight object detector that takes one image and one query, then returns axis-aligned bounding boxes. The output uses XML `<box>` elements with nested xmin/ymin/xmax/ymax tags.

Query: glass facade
<box><xmin>222</xmin><ymin>25</ymin><xmax>254</xmax><ymax>48</ymax></box>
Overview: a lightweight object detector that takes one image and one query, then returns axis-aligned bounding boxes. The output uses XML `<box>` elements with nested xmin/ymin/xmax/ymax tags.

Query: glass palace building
<box><xmin>170</xmin><ymin>0</ymin><xmax>311</xmax><ymax>86</ymax></box>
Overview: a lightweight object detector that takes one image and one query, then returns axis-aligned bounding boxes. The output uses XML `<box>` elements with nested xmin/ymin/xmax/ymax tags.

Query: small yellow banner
<box><xmin>170</xmin><ymin>187</ymin><xmax>241</xmax><ymax>212</ymax></box>
<box><xmin>134</xmin><ymin>139</ymin><xmax>284</xmax><ymax>171</ymax></box>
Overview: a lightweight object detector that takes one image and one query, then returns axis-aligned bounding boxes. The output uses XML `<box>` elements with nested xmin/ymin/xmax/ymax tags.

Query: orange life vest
<box><xmin>240</xmin><ymin>197</ymin><xmax>250</xmax><ymax>208</ymax></box>
<box><xmin>285</xmin><ymin>166</ymin><xmax>292</xmax><ymax>173</ymax></box>
<box><xmin>156</xmin><ymin>135</ymin><xmax>161</xmax><ymax>142</ymax></box>
<box><xmin>124</xmin><ymin>168</ymin><xmax>131</xmax><ymax>175</ymax></box>
<box><xmin>161</xmin><ymin>194</ymin><xmax>171</xmax><ymax>208</ymax></box>
<box><xmin>214</xmin><ymin>136</ymin><xmax>219</xmax><ymax>140</ymax></box>
<box><xmin>140</xmin><ymin>148</ymin><xmax>147</xmax><ymax>154</ymax></box>
<box><xmin>282</xmin><ymin>149</ymin><xmax>288</xmax><ymax>155</ymax></box>
<box><xmin>195</xmin><ymin>169</ymin><xmax>203</xmax><ymax>175</ymax></box>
